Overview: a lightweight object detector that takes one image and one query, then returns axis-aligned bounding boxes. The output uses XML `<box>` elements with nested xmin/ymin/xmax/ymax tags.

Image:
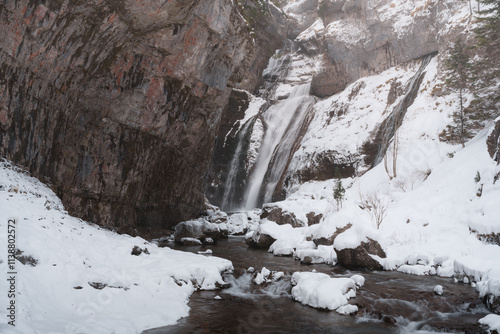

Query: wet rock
<box><xmin>487</xmin><ymin>119</ymin><xmax>500</xmax><ymax>163</ymax></box>
<box><xmin>245</xmin><ymin>230</ymin><xmax>277</xmax><ymax>249</ymax></box>
<box><xmin>335</xmin><ymin>238</ymin><xmax>386</xmax><ymax>271</ymax></box>
<box><xmin>483</xmin><ymin>294</ymin><xmax>500</xmax><ymax>315</ymax></box>
<box><xmin>156</xmin><ymin>236</ymin><xmax>173</xmax><ymax>248</ymax></box>
<box><xmin>260</xmin><ymin>204</ymin><xmax>304</xmax><ymax>228</ymax></box>
<box><xmin>203</xmin><ymin>238</ymin><xmax>215</xmax><ymax>245</ymax></box>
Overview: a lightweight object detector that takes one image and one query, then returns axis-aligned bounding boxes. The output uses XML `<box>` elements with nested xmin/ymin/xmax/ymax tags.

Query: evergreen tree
<box><xmin>333</xmin><ymin>167</ymin><xmax>345</xmax><ymax>210</ymax></box>
<box><xmin>441</xmin><ymin>38</ymin><xmax>474</xmax><ymax>147</ymax></box>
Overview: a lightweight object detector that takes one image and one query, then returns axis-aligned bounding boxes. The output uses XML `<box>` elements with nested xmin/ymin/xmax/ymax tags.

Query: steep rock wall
<box><xmin>305</xmin><ymin>0</ymin><xmax>462</xmax><ymax>96</ymax></box>
<box><xmin>0</xmin><ymin>0</ymin><xmax>268</xmax><ymax>233</ymax></box>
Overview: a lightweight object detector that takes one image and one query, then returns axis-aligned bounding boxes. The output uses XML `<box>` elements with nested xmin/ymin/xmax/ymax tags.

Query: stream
<box><xmin>144</xmin><ymin>236</ymin><xmax>488</xmax><ymax>334</ymax></box>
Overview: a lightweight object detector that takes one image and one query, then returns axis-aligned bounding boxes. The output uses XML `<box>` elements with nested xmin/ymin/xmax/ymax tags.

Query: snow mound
<box><xmin>479</xmin><ymin>314</ymin><xmax>500</xmax><ymax>333</ymax></box>
<box><xmin>291</xmin><ymin>272</ymin><xmax>362</xmax><ymax>314</ymax></box>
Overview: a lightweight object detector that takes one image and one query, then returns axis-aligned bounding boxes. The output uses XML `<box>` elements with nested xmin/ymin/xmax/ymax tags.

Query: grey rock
<box><xmin>245</xmin><ymin>231</ymin><xmax>276</xmax><ymax>249</ymax></box>
<box><xmin>487</xmin><ymin>119</ymin><xmax>500</xmax><ymax>164</ymax></box>
<box><xmin>306</xmin><ymin>212</ymin><xmax>323</xmax><ymax>226</ymax></box>
<box><xmin>335</xmin><ymin>238</ymin><xmax>386</xmax><ymax>271</ymax></box>
<box><xmin>0</xmin><ymin>0</ymin><xmax>280</xmax><ymax>234</ymax></box>
<box><xmin>313</xmin><ymin>223</ymin><xmax>352</xmax><ymax>246</ymax></box>
<box><xmin>260</xmin><ymin>204</ymin><xmax>304</xmax><ymax>228</ymax></box>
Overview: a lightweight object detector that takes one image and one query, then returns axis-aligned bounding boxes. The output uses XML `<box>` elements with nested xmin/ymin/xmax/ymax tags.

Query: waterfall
<box><xmin>374</xmin><ymin>52</ymin><xmax>437</xmax><ymax>166</ymax></box>
<box><xmin>220</xmin><ymin>120</ymin><xmax>254</xmax><ymax>211</ymax></box>
<box><xmin>244</xmin><ymin>83</ymin><xmax>315</xmax><ymax>210</ymax></box>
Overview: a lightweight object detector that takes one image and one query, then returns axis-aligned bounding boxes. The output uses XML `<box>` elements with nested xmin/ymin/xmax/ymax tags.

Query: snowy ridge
<box><xmin>0</xmin><ymin>161</ymin><xmax>233</xmax><ymax>333</ymax></box>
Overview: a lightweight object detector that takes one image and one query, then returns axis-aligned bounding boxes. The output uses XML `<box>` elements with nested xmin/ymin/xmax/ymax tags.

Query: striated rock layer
<box><xmin>0</xmin><ymin>0</ymin><xmax>279</xmax><ymax>233</ymax></box>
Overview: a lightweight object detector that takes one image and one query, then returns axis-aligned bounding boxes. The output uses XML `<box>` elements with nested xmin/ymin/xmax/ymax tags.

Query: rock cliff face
<box><xmin>204</xmin><ymin>0</ymin><xmax>467</xmax><ymax>210</ymax></box>
<box><xmin>0</xmin><ymin>0</ymin><xmax>277</xmax><ymax>233</ymax></box>
<box><xmin>309</xmin><ymin>0</ymin><xmax>460</xmax><ymax>96</ymax></box>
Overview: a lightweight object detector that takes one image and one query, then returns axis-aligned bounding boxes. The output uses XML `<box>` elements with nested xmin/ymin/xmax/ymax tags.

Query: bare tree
<box><xmin>360</xmin><ymin>191</ymin><xmax>390</xmax><ymax>229</ymax></box>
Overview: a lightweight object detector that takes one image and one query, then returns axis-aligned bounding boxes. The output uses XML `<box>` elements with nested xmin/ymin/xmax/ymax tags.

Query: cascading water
<box><xmin>374</xmin><ymin>52</ymin><xmax>437</xmax><ymax>166</ymax></box>
<box><xmin>220</xmin><ymin>120</ymin><xmax>254</xmax><ymax>211</ymax></box>
<box><xmin>218</xmin><ymin>39</ymin><xmax>313</xmax><ymax>211</ymax></box>
<box><xmin>244</xmin><ymin>83</ymin><xmax>315</xmax><ymax>210</ymax></box>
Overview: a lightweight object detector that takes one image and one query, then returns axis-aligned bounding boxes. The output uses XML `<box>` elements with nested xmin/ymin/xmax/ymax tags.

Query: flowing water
<box><xmin>144</xmin><ymin>237</ymin><xmax>488</xmax><ymax>334</ymax></box>
<box><xmin>374</xmin><ymin>52</ymin><xmax>437</xmax><ymax>166</ymax></box>
<box><xmin>221</xmin><ymin>120</ymin><xmax>255</xmax><ymax>211</ymax></box>
<box><xmin>244</xmin><ymin>84</ymin><xmax>315</xmax><ymax>210</ymax></box>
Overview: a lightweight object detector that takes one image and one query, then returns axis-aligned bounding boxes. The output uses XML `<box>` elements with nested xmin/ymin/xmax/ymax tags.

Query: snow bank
<box><xmin>0</xmin><ymin>160</ymin><xmax>233</xmax><ymax>334</ymax></box>
<box><xmin>291</xmin><ymin>272</ymin><xmax>363</xmax><ymax>314</ymax></box>
<box><xmin>479</xmin><ymin>314</ymin><xmax>500</xmax><ymax>333</ymax></box>
<box><xmin>294</xmin><ymin>245</ymin><xmax>336</xmax><ymax>265</ymax></box>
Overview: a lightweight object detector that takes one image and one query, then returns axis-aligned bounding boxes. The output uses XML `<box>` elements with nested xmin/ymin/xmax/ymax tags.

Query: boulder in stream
<box><xmin>335</xmin><ymin>238</ymin><xmax>386</xmax><ymax>271</ymax></box>
<box><xmin>173</xmin><ymin>218</ymin><xmax>227</xmax><ymax>245</ymax></box>
<box><xmin>245</xmin><ymin>230</ymin><xmax>277</xmax><ymax>249</ymax></box>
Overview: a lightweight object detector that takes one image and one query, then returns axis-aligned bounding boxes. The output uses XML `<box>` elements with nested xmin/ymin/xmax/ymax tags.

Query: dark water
<box><xmin>144</xmin><ymin>236</ymin><xmax>488</xmax><ymax>334</ymax></box>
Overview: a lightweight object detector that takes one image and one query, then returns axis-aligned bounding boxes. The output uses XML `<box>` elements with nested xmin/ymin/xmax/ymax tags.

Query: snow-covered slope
<box><xmin>0</xmin><ymin>160</ymin><xmax>232</xmax><ymax>333</ymax></box>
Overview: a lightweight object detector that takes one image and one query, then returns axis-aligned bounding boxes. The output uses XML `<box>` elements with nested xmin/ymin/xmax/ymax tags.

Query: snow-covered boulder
<box><xmin>433</xmin><ymin>285</ymin><xmax>444</xmax><ymax>296</ymax></box>
<box><xmin>245</xmin><ymin>229</ymin><xmax>276</xmax><ymax>249</ymax></box>
<box><xmin>226</xmin><ymin>212</ymin><xmax>250</xmax><ymax>235</ymax></box>
<box><xmin>173</xmin><ymin>219</ymin><xmax>227</xmax><ymax>245</ymax></box>
<box><xmin>260</xmin><ymin>203</ymin><xmax>305</xmax><ymax>228</ymax></box>
<box><xmin>295</xmin><ymin>245</ymin><xmax>336</xmax><ymax>265</ymax></box>
<box><xmin>253</xmin><ymin>267</ymin><xmax>284</xmax><ymax>285</ymax></box>
<box><xmin>334</xmin><ymin>237</ymin><xmax>386</xmax><ymax>271</ymax></box>
<box><xmin>291</xmin><ymin>272</ymin><xmax>363</xmax><ymax>314</ymax></box>
<box><xmin>313</xmin><ymin>223</ymin><xmax>352</xmax><ymax>246</ymax></box>
<box><xmin>479</xmin><ymin>314</ymin><xmax>500</xmax><ymax>333</ymax></box>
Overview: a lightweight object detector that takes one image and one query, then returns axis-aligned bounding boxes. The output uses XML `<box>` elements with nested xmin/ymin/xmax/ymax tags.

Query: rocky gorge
<box><xmin>1</xmin><ymin>0</ymin><xmax>500</xmax><ymax>333</ymax></box>
<box><xmin>0</xmin><ymin>0</ymin><xmax>284</xmax><ymax>234</ymax></box>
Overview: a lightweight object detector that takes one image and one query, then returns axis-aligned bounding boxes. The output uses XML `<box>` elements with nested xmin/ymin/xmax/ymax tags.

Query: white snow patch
<box><xmin>0</xmin><ymin>160</ymin><xmax>233</xmax><ymax>333</ymax></box>
<box><xmin>291</xmin><ymin>272</ymin><xmax>361</xmax><ymax>314</ymax></box>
